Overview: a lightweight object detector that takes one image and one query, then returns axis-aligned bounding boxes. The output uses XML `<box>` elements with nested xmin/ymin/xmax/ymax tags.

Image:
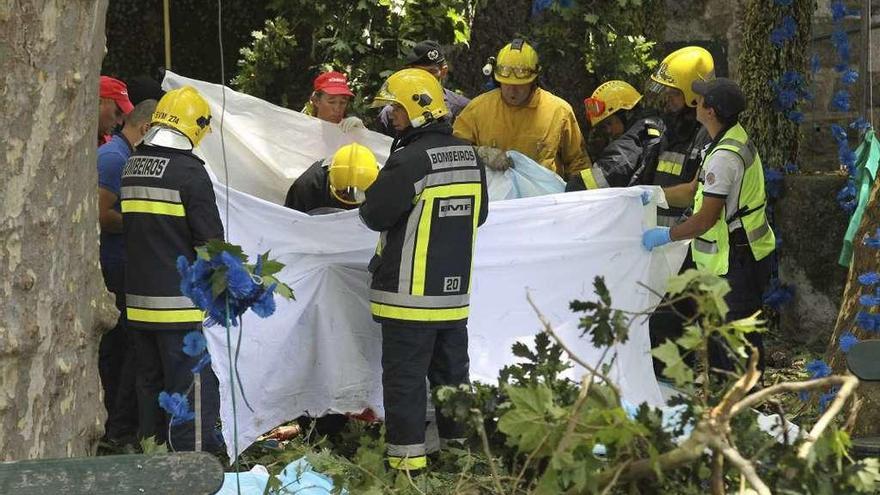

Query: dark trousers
<box><xmin>709</xmin><ymin>243</ymin><xmax>772</xmax><ymax>372</ymax></box>
<box><xmin>650</xmin><ymin>253</ymin><xmax>698</xmax><ymax>375</ymax></box>
<box><xmin>382</xmin><ymin>322</ymin><xmax>469</xmax><ymax>458</ymax></box>
<box><xmin>131</xmin><ymin>328</ymin><xmax>223</xmax><ymax>453</ymax></box>
<box><xmin>99</xmin><ymin>262</ymin><xmax>138</xmax><ymax>440</ymax></box>
<box><xmin>649</xmin><ymin>244</ymin><xmax>772</xmax><ymax>376</ymax></box>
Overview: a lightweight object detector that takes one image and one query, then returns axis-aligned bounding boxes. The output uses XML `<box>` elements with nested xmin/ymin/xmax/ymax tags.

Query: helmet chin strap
<box><xmin>144</xmin><ymin>126</ymin><xmax>194</xmax><ymax>150</ymax></box>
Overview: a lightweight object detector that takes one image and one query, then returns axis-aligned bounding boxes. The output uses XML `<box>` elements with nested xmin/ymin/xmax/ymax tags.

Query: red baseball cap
<box><xmin>313</xmin><ymin>71</ymin><xmax>354</xmax><ymax>97</ymax></box>
<box><xmin>99</xmin><ymin>76</ymin><xmax>134</xmax><ymax>114</ymax></box>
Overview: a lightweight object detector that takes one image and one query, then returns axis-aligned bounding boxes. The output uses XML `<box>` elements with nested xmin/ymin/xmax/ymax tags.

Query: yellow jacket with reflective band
<box><xmin>121</xmin><ymin>145</ymin><xmax>224</xmax><ymax>330</ymax></box>
<box><xmin>691</xmin><ymin>124</ymin><xmax>775</xmax><ymax>275</ymax></box>
<box><xmin>453</xmin><ymin>88</ymin><xmax>591</xmax><ymax>179</ymax></box>
<box><xmin>359</xmin><ymin>122</ymin><xmax>489</xmax><ymax>328</ymax></box>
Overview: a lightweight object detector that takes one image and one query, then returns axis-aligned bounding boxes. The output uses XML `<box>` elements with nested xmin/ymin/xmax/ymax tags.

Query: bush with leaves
<box><xmin>237</xmin><ymin>270</ymin><xmax>878</xmax><ymax>494</ymax></box>
<box><xmin>231</xmin><ymin>0</ymin><xmax>477</xmax><ymax>121</ymax></box>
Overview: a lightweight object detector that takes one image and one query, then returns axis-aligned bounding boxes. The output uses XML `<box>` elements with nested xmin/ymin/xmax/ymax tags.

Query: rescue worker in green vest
<box><xmin>642</xmin><ymin>78</ymin><xmax>775</xmax><ymax>372</ymax></box>
<box><xmin>566</xmin><ymin>80</ymin><xmax>665</xmax><ymax>191</ymax></box>
<box><xmin>284</xmin><ymin>143</ymin><xmax>380</xmax><ymax>214</ymax></box>
<box><xmin>121</xmin><ymin>86</ymin><xmax>225</xmax><ymax>452</ymax></box>
<box><xmin>360</xmin><ymin>68</ymin><xmax>488</xmax><ymax>473</ymax></box>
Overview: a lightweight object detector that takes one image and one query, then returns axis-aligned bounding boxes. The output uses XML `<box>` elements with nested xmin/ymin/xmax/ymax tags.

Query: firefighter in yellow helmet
<box><xmin>643</xmin><ymin>46</ymin><xmax>717</xmax><ymax>379</ymax></box>
<box><xmin>453</xmin><ymin>39</ymin><xmax>590</xmax><ymax>179</ymax></box>
<box><xmin>284</xmin><ymin>143</ymin><xmax>380</xmax><ymax>214</ymax></box>
<box><xmin>567</xmin><ymin>80</ymin><xmax>666</xmax><ymax>191</ymax></box>
<box><xmin>121</xmin><ymin>85</ymin><xmax>225</xmax><ymax>453</ymax></box>
<box><xmin>360</xmin><ymin>68</ymin><xmax>488</xmax><ymax>473</ymax></box>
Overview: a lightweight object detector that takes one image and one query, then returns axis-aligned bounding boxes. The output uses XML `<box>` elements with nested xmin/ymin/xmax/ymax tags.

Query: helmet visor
<box><xmin>333</xmin><ymin>186</ymin><xmax>367</xmax><ymax>206</ymax></box>
<box><xmin>495</xmin><ymin>65</ymin><xmax>537</xmax><ymax>80</ymax></box>
<box><xmin>584</xmin><ymin>97</ymin><xmax>606</xmax><ymax>121</ymax></box>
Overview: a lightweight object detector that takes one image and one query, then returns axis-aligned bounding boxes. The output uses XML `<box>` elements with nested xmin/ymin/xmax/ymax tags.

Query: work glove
<box><xmin>476</xmin><ymin>146</ymin><xmax>513</xmax><ymax>171</ymax></box>
<box><xmin>642</xmin><ymin>227</ymin><xmax>671</xmax><ymax>251</ymax></box>
<box><xmin>339</xmin><ymin>116</ymin><xmax>365</xmax><ymax>133</ymax></box>
<box><xmin>640</xmin><ymin>190</ymin><xmax>653</xmax><ymax>205</ymax></box>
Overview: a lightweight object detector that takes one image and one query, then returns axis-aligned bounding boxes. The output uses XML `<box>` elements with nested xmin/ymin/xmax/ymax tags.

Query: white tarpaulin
<box><xmin>162</xmin><ymin>73</ymin><xmax>688</xmax><ymax>460</ymax></box>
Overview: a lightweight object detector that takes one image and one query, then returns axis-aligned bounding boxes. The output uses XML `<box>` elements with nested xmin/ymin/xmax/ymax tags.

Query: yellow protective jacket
<box><xmin>452</xmin><ymin>87</ymin><xmax>591</xmax><ymax>179</ymax></box>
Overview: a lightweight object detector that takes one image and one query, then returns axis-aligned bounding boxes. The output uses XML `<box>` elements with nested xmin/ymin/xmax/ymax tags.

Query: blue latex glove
<box><xmin>642</xmin><ymin>227</ymin><xmax>671</xmax><ymax>251</ymax></box>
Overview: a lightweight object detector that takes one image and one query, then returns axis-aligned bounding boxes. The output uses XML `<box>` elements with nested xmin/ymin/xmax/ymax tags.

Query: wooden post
<box><xmin>163</xmin><ymin>0</ymin><xmax>172</xmax><ymax>70</ymax></box>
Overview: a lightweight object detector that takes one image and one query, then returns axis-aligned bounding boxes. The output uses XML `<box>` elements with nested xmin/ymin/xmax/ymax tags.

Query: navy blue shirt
<box><xmin>97</xmin><ymin>133</ymin><xmax>132</xmax><ymax>265</ymax></box>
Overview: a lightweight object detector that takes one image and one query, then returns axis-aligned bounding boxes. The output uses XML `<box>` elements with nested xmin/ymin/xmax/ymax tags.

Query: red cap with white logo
<box><xmin>99</xmin><ymin>76</ymin><xmax>134</xmax><ymax>114</ymax></box>
<box><xmin>313</xmin><ymin>71</ymin><xmax>355</xmax><ymax>97</ymax></box>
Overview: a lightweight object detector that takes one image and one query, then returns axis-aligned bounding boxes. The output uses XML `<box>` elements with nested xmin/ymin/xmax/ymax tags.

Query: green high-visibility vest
<box><xmin>691</xmin><ymin>123</ymin><xmax>775</xmax><ymax>275</ymax></box>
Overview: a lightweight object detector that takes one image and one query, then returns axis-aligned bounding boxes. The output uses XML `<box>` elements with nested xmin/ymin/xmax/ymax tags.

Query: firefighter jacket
<box><xmin>121</xmin><ymin>144</ymin><xmax>224</xmax><ymax>331</ymax></box>
<box><xmin>452</xmin><ymin>87</ymin><xmax>591</xmax><ymax>179</ymax></box>
<box><xmin>284</xmin><ymin>159</ymin><xmax>350</xmax><ymax>213</ymax></box>
<box><xmin>654</xmin><ymin>108</ymin><xmax>711</xmax><ymax>225</ymax></box>
<box><xmin>359</xmin><ymin>121</ymin><xmax>489</xmax><ymax>329</ymax></box>
<box><xmin>566</xmin><ymin>116</ymin><xmax>665</xmax><ymax>192</ymax></box>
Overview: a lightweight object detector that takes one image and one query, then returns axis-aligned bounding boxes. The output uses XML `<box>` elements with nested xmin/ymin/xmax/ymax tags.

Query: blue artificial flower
<box><xmin>842</xmin><ymin>68</ymin><xmax>859</xmax><ymax>85</ymax></box>
<box><xmin>774</xmin><ymin>0</ymin><xmax>793</xmax><ymax>5</ymax></box>
<box><xmin>831</xmin><ymin>30</ymin><xmax>851</xmax><ymax>64</ymax></box>
<box><xmin>787</xmin><ymin>110</ymin><xmax>804</xmax><ymax>124</ymax></box>
<box><xmin>251</xmin><ymin>284</ymin><xmax>278</xmax><ymax>318</ymax></box>
<box><xmin>780</xmin><ymin>70</ymin><xmax>803</xmax><ymax>87</ymax></box>
<box><xmin>806</xmin><ymin>359</ymin><xmax>832</xmax><ymax>378</ymax></box>
<box><xmin>837</xmin><ymin>181</ymin><xmax>856</xmax><ymax>201</ymax></box>
<box><xmin>831</xmin><ymin>91</ymin><xmax>851</xmax><ymax>111</ymax></box>
<box><xmin>810</xmin><ymin>54</ymin><xmax>820</xmax><ymax>74</ymax></box>
<box><xmin>830</xmin><ymin>124</ymin><xmax>848</xmax><ymax>144</ymax></box>
<box><xmin>839</xmin><ymin>331</ymin><xmax>860</xmax><ymax>353</ymax></box>
<box><xmin>776</xmin><ymin>88</ymin><xmax>798</xmax><ymax>109</ymax></box>
<box><xmin>860</xmin><ymin>295</ymin><xmax>880</xmax><ymax>307</ymax></box>
<box><xmin>840</xmin><ymin>148</ymin><xmax>857</xmax><ymax>175</ymax></box>
<box><xmin>783</xmin><ymin>162</ymin><xmax>799</xmax><ymax>174</ymax></box>
<box><xmin>799</xmin><ymin>390</ymin><xmax>811</xmax><ymax>402</ymax></box>
<box><xmin>182</xmin><ymin>331</ymin><xmax>207</xmax><ymax>357</ymax></box>
<box><xmin>800</xmin><ymin>89</ymin><xmax>815</xmax><ymax>101</ymax></box>
<box><xmin>859</xmin><ymin>272</ymin><xmax>880</xmax><ymax>285</ymax></box>
<box><xmin>819</xmin><ymin>387</ymin><xmax>839</xmax><ymax>412</ymax></box>
<box><xmin>863</xmin><ymin>228</ymin><xmax>880</xmax><ymax>249</ymax></box>
<box><xmin>158</xmin><ymin>391</ymin><xmax>195</xmax><ymax>426</ymax></box>
<box><xmin>851</xmin><ymin>117</ymin><xmax>871</xmax><ymax>131</ymax></box>
<box><xmin>856</xmin><ymin>310</ymin><xmax>880</xmax><ymax>333</ymax></box>
<box><xmin>764</xmin><ymin>167</ymin><xmax>784</xmax><ymax>199</ymax></box>
<box><xmin>770</xmin><ymin>16</ymin><xmax>798</xmax><ymax>47</ymax></box>
<box><xmin>218</xmin><ymin>251</ymin><xmax>258</xmax><ymax>299</ymax></box>
<box><xmin>830</xmin><ymin>0</ymin><xmax>847</xmax><ymax>21</ymax></box>
<box><xmin>191</xmin><ymin>353</ymin><xmax>212</xmax><ymax>374</ymax></box>
<box><xmin>763</xmin><ymin>281</ymin><xmax>795</xmax><ymax>309</ymax></box>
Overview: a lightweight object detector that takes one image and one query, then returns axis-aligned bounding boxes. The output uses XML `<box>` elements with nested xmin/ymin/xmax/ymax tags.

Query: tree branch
<box><xmin>797</xmin><ymin>375</ymin><xmax>859</xmax><ymax>459</ymax></box>
<box><xmin>730</xmin><ymin>375</ymin><xmax>858</xmax><ymax>417</ymax></box>
<box><xmin>711</xmin><ymin>450</ymin><xmax>725</xmax><ymax>495</ymax></box>
<box><xmin>526</xmin><ymin>291</ymin><xmax>622</xmax><ymax>401</ymax></box>
<box><xmin>710</xmin><ymin>438</ymin><xmax>770</xmax><ymax>495</ymax></box>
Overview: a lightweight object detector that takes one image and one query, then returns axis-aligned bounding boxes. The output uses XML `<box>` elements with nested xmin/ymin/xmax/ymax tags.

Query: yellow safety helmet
<box><xmin>370</xmin><ymin>68</ymin><xmax>449</xmax><ymax>128</ymax></box>
<box><xmin>584</xmin><ymin>80</ymin><xmax>643</xmax><ymax>127</ymax></box>
<box><xmin>494</xmin><ymin>39</ymin><xmax>540</xmax><ymax>85</ymax></box>
<box><xmin>152</xmin><ymin>86</ymin><xmax>212</xmax><ymax>146</ymax></box>
<box><xmin>328</xmin><ymin>143</ymin><xmax>379</xmax><ymax>206</ymax></box>
<box><xmin>649</xmin><ymin>46</ymin><xmax>715</xmax><ymax>107</ymax></box>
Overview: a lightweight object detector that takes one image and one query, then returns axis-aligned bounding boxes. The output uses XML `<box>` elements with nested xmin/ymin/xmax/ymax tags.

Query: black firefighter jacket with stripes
<box><xmin>359</xmin><ymin>121</ymin><xmax>489</xmax><ymax>329</ymax></box>
<box><xmin>121</xmin><ymin>145</ymin><xmax>224</xmax><ymax>331</ymax></box>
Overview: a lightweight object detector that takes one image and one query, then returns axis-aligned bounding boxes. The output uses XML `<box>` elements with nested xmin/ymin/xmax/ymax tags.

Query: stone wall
<box><xmin>666</xmin><ymin>0</ymin><xmax>880</xmax><ymax>343</ymax></box>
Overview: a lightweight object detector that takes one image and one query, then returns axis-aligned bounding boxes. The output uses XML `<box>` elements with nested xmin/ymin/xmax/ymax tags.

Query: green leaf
<box><xmin>652</xmin><ymin>341</ymin><xmax>693</xmax><ymax>386</ymax></box>
<box><xmin>584</xmin><ymin>13</ymin><xmax>599</xmax><ymax>24</ymax></box>
<box><xmin>210</xmin><ymin>269</ymin><xmax>228</xmax><ymax>297</ymax></box>
<box><xmin>850</xmin><ymin>458</ymin><xmax>880</xmax><ymax>492</ymax></box>
<box><xmin>497</xmin><ymin>384</ymin><xmax>561</xmax><ymax>452</ymax></box>
<box><xmin>139</xmin><ymin>436</ymin><xmax>168</xmax><ymax>454</ymax></box>
<box><xmin>675</xmin><ymin>325</ymin><xmax>703</xmax><ymax>350</ymax></box>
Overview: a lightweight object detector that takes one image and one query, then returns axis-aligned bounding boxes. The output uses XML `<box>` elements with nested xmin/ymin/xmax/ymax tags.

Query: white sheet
<box><xmin>162</xmin><ymin>73</ymin><xmax>688</xmax><ymax>460</ymax></box>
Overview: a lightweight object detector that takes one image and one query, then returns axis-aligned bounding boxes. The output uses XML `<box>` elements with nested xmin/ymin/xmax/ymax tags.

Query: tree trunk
<box><xmin>827</xmin><ymin>164</ymin><xmax>880</xmax><ymax>437</ymax></box>
<box><xmin>0</xmin><ymin>0</ymin><xmax>116</xmax><ymax>460</ymax></box>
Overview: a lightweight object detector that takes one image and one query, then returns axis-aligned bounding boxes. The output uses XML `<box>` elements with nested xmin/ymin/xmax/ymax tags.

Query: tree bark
<box><xmin>827</xmin><ymin>165</ymin><xmax>880</xmax><ymax>437</ymax></box>
<box><xmin>0</xmin><ymin>0</ymin><xmax>116</xmax><ymax>460</ymax></box>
